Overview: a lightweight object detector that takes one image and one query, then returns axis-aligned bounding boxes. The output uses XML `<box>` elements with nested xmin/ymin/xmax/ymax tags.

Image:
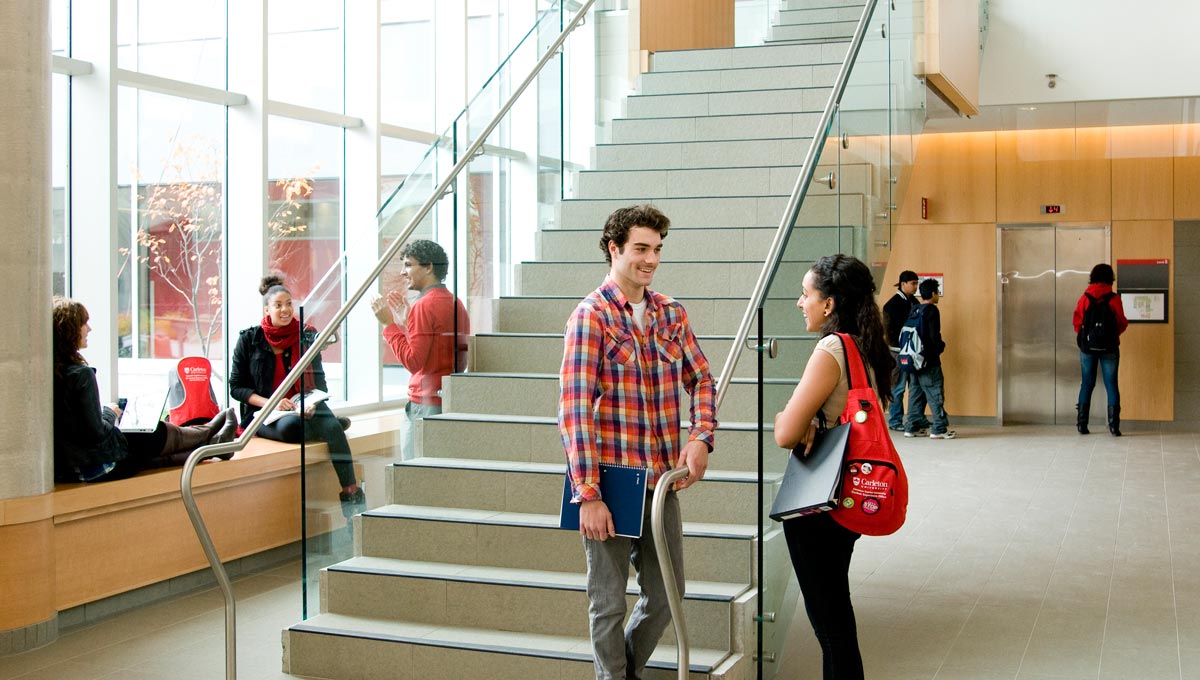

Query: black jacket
<box><xmin>54</xmin><ymin>363</ymin><xmax>129</xmax><ymax>482</ymax></box>
<box><xmin>229</xmin><ymin>326</ymin><xmax>329</xmax><ymax>429</ymax></box>
<box><xmin>911</xmin><ymin>303</ymin><xmax>947</xmax><ymax>368</ymax></box>
<box><xmin>882</xmin><ymin>291</ymin><xmax>919</xmax><ymax>349</ymax></box>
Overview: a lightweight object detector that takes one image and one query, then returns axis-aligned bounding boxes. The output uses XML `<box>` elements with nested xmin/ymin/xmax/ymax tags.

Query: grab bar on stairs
<box><xmin>178</xmin><ymin>1</ymin><xmax>597</xmax><ymax>677</ymax></box>
<box><xmin>648</xmin><ymin>0</ymin><xmax>881</xmax><ymax>677</ymax></box>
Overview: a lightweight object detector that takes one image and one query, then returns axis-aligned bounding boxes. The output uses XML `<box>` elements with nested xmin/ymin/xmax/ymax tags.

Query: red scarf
<box><xmin>260</xmin><ymin>316</ymin><xmax>317</xmax><ymax>396</ymax></box>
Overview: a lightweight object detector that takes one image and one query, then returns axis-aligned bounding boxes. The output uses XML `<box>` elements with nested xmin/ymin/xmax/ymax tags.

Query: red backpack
<box><xmin>829</xmin><ymin>333</ymin><xmax>909</xmax><ymax>536</ymax></box>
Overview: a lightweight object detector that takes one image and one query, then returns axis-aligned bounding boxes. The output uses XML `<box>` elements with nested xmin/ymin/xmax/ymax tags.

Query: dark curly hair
<box><xmin>260</xmin><ymin>273</ymin><xmax>290</xmax><ymax>305</ymax></box>
<box><xmin>807</xmin><ymin>255</ymin><xmax>893</xmax><ymax>403</ymax></box>
<box><xmin>599</xmin><ymin>205</ymin><xmax>670</xmax><ymax>264</ymax></box>
<box><xmin>52</xmin><ymin>297</ymin><xmax>89</xmax><ymax>378</ymax></box>
<box><xmin>401</xmin><ymin>240</ymin><xmax>450</xmax><ymax>282</ymax></box>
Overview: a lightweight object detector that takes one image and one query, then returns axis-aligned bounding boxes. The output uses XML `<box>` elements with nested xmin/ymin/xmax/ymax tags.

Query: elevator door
<box><xmin>1000</xmin><ymin>225</ymin><xmax>1109</xmax><ymax>425</ymax></box>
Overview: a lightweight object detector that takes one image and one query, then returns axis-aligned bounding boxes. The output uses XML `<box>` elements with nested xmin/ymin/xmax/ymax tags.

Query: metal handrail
<box><xmin>647</xmin><ymin>1</ymin><xmax>882</xmax><ymax>677</ymax></box>
<box><xmin>179</xmin><ymin>2</ymin><xmax>597</xmax><ymax>677</ymax></box>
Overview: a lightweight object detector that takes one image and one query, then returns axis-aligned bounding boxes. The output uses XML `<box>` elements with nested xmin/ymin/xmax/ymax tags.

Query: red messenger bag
<box><xmin>830</xmin><ymin>333</ymin><xmax>909</xmax><ymax>536</ymax></box>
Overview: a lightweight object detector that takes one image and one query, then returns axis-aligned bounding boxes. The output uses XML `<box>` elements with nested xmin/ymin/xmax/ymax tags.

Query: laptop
<box><xmin>117</xmin><ymin>393</ymin><xmax>168</xmax><ymax>433</ymax></box>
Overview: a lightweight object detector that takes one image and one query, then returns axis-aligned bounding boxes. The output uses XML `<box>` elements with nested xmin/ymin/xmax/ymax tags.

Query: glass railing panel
<box><xmin>284</xmin><ymin>0</ymin><xmax>593</xmax><ymax>621</ymax></box>
<box><xmin>888</xmin><ymin>0</ymin><xmax>926</xmax><ymax>263</ymax></box>
<box><xmin>756</xmin><ymin>1</ymin><xmax>895</xmax><ymax>676</ymax></box>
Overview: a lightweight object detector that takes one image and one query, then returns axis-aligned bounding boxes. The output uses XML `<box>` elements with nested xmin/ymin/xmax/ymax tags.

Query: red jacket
<box><xmin>1072</xmin><ymin>282</ymin><xmax>1129</xmax><ymax>343</ymax></box>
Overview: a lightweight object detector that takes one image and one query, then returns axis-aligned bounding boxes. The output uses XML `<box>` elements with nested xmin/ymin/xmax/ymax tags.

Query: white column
<box><xmin>433</xmin><ymin>0</ymin><xmax>468</xmax><ymax>251</ymax></box>
<box><xmin>226</xmin><ymin>0</ymin><xmax>268</xmax><ymax>339</ymax></box>
<box><xmin>70</xmin><ymin>0</ymin><xmax>119</xmax><ymax>401</ymax></box>
<box><xmin>344</xmin><ymin>0</ymin><xmax>384</xmax><ymax>403</ymax></box>
<box><xmin>507</xmin><ymin>0</ymin><xmax>540</xmax><ymax>273</ymax></box>
<box><xmin>0</xmin><ymin>0</ymin><xmax>53</xmax><ymax>498</ymax></box>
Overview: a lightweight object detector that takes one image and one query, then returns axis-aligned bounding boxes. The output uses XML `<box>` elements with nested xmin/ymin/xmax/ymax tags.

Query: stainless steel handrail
<box><xmin>647</xmin><ymin>1</ymin><xmax>882</xmax><ymax>677</ymax></box>
<box><xmin>179</xmin><ymin>2</ymin><xmax>597</xmax><ymax>677</ymax></box>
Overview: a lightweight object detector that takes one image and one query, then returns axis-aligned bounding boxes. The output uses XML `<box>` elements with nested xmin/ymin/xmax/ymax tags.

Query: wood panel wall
<box><xmin>881</xmin><ymin>223</ymin><xmax>997</xmax><ymax>417</ymax></box>
<box><xmin>630</xmin><ymin>0</ymin><xmax>734</xmax><ymax>55</ymax></box>
<box><xmin>892</xmin><ymin>123</ymin><xmax>1185</xmax><ymax>420</ymax></box>
<box><xmin>1111</xmin><ymin>220</ymin><xmax>1174</xmax><ymax>420</ymax></box>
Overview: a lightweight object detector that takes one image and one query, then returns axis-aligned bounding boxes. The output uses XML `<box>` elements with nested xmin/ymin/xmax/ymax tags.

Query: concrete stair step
<box><xmin>389</xmin><ymin>458</ymin><xmax>774</xmax><ymax>525</ymax></box>
<box><xmin>769</xmin><ymin>20</ymin><xmax>859</xmax><ymax>43</ymax></box>
<box><xmin>493</xmin><ymin>292</ymin><xmax>823</xmax><ymax>336</ymax></box>
<box><xmin>624</xmin><ymin>86</ymin><xmax>832</xmax><ymax>119</ymax></box>
<box><xmin>320</xmin><ymin>556</ymin><xmax>748</xmax><ymax>651</ymax></box>
<box><xmin>610</xmin><ymin>111</ymin><xmax>822</xmax><ymax>144</ymax></box>
<box><xmin>574</xmin><ymin>165</ymin><xmax>866</xmax><ymax>200</ymax></box>
<box><xmin>515</xmin><ymin>259</ymin><xmax>809</xmax><ymax>298</ymax></box>
<box><xmin>777</xmin><ymin>6</ymin><xmax>865</xmax><ymax>25</ymax></box>
<box><xmin>638</xmin><ymin>63</ymin><xmax>841</xmax><ymax>96</ymax></box>
<box><xmin>285</xmin><ymin>613</ymin><xmax>747</xmax><ymax>679</ymax></box>
<box><xmin>415</xmin><ymin>414</ymin><xmax>778</xmax><ymax>473</ymax></box>
<box><xmin>358</xmin><ymin>504</ymin><xmax>757</xmax><ymax>584</ymax></box>
<box><xmin>469</xmin><ymin>333</ymin><xmax>815</xmax><ymax>376</ymax></box>
<box><xmin>557</xmin><ymin>195</ymin><xmax>865</xmax><ymax>229</ymax></box>
<box><xmin>783</xmin><ymin>0</ymin><xmax>866</xmax><ymax>10</ymax></box>
<box><xmin>536</xmin><ymin>226</ymin><xmax>849</xmax><ymax>265</ymax></box>
<box><xmin>649</xmin><ymin>41</ymin><xmax>849</xmax><ymax>73</ymax></box>
<box><xmin>441</xmin><ymin>374</ymin><xmax>798</xmax><ymax>423</ymax></box>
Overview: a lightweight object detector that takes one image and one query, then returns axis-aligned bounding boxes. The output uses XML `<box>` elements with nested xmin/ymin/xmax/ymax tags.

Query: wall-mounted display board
<box><xmin>1117</xmin><ymin>258</ymin><xmax>1170</xmax><ymax>323</ymax></box>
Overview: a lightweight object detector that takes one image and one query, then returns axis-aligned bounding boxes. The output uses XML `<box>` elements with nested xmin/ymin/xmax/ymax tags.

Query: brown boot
<box><xmin>160</xmin><ymin>410</ymin><xmax>229</xmax><ymax>457</ymax></box>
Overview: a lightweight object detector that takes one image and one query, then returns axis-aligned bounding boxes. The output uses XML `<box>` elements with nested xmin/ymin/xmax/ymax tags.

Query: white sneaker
<box><xmin>929</xmin><ymin>430</ymin><xmax>957</xmax><ymax>440</ymax></box>
<box><xmin>903</xmin><ymin>428</ymin><xmax>929</xmax><ymax>438</ymax></box>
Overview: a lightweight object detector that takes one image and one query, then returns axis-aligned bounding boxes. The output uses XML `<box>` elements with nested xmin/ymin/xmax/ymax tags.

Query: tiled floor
<box><xmin>4</xmin><ymin>426</ymin><xmax>1199</xmax><ymax>679</ymax></box>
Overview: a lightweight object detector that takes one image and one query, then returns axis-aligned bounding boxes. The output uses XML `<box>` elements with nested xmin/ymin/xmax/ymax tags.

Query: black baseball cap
<box><xmin>895</xmin><ymin>270</ymin><xmax>919</xmax><ymax>288</ymax></box>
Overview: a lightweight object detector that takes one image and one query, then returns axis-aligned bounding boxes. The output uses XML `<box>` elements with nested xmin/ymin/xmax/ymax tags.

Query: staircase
<box><xmin>284</xmin><ymin>2</ymin><xmax>880</xmax><ymax>678</ymax></box>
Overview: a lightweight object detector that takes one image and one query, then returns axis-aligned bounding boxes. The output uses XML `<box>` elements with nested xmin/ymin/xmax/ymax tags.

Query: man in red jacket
<box><xmin>372</xmin><ymin>240</ymin><xmax>470</xmax><ymax>458</ymax></box>
<box><xmin>1071</xmin><ymin>263</ymin><xmax>1129</xmax><ymax>436</ymax></box>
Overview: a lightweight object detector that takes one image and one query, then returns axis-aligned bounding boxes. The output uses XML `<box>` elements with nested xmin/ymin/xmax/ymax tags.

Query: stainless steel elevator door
<box><xmin>1000</xmin><ymin>225</ymin><xmax>1109</xmax><ymax>425</ymax></box>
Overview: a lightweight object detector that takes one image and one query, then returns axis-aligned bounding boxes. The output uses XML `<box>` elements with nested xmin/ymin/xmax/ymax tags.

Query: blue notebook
<box><xmin>559</xmin><ymin>464</ymin><xmax>649</xmax><ymax>538</ymax></box>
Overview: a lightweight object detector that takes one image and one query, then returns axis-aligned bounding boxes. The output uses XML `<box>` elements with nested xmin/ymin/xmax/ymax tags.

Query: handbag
<box><xmin>829</xmin><ymin>332</ymin><xmax>909</xmax><ymax>536</ymax></box>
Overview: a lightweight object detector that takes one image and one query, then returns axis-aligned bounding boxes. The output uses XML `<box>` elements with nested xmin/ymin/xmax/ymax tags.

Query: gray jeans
<box><xmin>583</xmin><ymin>490</ymin><xmax>684</xmax><ymax>680</ymax></box>
<box><xmin>401</xmin><ymin>401</ymin><xmax>441</xmax><ymax>461</ymax></box>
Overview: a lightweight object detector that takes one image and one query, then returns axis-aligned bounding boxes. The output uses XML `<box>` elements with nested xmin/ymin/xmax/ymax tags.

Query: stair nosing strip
<box><xmin>393</xmin><ymin>459</ymin><xmax>776</xmax><ymax>483</ymax></box>
<box><xmin>326</xmin><ymin>564</ymin><xmax>740</xmax><ymax>602</ymax></box>
<box><xmin>288</xmin><ymin>623</ymin><xmax>724</xmax><ymax>673</ymax></box>
<box><xmin>361</xmin><ymin>510</ymin><xmax>757</xmax><ymax>539</ymax></box>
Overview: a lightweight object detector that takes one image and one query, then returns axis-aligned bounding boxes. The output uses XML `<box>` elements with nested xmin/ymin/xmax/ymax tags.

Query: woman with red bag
<box><xmin>773</xmin><ymin>254</ymin><xmax>895</xmax><ymax>679</ymax></box>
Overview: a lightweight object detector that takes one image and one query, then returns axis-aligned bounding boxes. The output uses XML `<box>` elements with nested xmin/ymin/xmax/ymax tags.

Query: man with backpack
<box><xmin>898</xmin><ymin>278</ymin><xmax>955</xmax><ymax>439</ymax></box>
<box><xmin>1072</xmin><ymin>263</ymin><xmax>1129</xmax><ymax>436</ymax></box>
<box><xmin>882</xmin><ymin>270</ymin><xmax>931</xmax><ymax>435</ymax></box>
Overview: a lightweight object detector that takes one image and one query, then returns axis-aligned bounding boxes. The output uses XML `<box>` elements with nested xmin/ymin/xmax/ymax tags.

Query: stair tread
<box><xmin>422</xmin><ymin>412</ymin><xmax>770</xmax><ymax>431</ymax></box>
<box><xmin>449</xmin><ymin>371</ymin><xmax>801</xmax><ymax>385</ymax></box>
<box><xmin>363</xmin><ymin>504</ymin><xmax>759</xmax><ymax>539</ymax></box>
<box><xmin>397</xmin><ymin>456</ymin><xmax>780</xmax><ymax>481</ymax></box>
<box><xmin>290</xmin><ymin>612</ymin><xmax>732</xmax><ymax>672</ymax></box>
<box><xmin>329</xmin><ymin>555</ymin><xmax>750</xmax><ymax>599</ymax></box>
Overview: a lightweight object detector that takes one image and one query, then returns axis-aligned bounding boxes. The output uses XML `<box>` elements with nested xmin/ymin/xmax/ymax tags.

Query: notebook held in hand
<box><xmin>559</xmin><ymin>463</ymin><xmax>648</xmax><ymax>538</ymax></box>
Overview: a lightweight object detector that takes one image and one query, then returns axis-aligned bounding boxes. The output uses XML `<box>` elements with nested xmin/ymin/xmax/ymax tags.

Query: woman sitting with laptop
<box><xmin>52</xmin><ymin>297</ymin><xmax>238</xmax><ymax>484</ymax></box>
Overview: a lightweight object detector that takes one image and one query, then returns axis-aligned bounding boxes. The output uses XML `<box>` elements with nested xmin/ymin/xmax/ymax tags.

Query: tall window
<box><xmin>117</xmin><ymin>0</ymin><xmax>227</xmax><ymax>88</ymax></box>
<box><xmin>268</xmin><ymin>0</ymin><xmax>345</xmax><ymax>112</ymax></box>
<box><xmin>116</xmin><ymin>89</ymin><xmax>226</xmax><ymax>397</ymax></box>
<box><xmin>381</xmin><ymin>2</ymin><xmax>435</xmax><ymax>131</ymax></box>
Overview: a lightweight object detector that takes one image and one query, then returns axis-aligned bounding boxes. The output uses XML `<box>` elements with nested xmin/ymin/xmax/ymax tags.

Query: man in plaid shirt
<box><xmin>559</xmin><ymin>204</ymin><xmax>717</xmax><ymax>679</ymax></box>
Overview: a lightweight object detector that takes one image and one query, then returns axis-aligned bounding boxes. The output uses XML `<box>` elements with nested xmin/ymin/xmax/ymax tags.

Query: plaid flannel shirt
<box><xmin>558</xmin><ymin>276</ymin><xmax>717</xmax><ymax>503</ymax></box>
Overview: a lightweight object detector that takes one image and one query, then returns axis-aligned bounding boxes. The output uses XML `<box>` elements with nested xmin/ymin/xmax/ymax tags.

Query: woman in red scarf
<box><xmin>229</xmin><ymin>275</ymin><xmax>364</xmax><ymax>516</ymax></box>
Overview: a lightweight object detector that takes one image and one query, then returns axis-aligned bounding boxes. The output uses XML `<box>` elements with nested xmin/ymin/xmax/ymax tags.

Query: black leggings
<box><xmin>784</xmin><ymin>512</ymin><xmax>864</xmax><ymax>680</ymax></box>
<box><xmin>96</xmin><ymin>425</ymin><xmax>169</xmax><ymax>481</ymax></box>
<box><xmin>257</xmin><ymin>402</ymin><xmax>356</xmax><ymax>488</ymax></box>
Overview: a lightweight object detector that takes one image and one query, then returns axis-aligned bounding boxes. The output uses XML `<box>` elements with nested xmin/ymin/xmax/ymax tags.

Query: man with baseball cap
<box><xmin>882</xmin><ymin>270</ymin><xmax>931</xmax><ymax>434</ymax></box>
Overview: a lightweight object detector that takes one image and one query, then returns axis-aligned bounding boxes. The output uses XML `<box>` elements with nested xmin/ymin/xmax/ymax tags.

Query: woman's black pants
<box><xmin>783</xmin><ymin>512</ymin><xmax>864</xmax><ymax>680</ymax></box>
<box><xmin>257</xmin><ymin>402</ymin><xmax>356</xmax><ymax>488</ymax></box>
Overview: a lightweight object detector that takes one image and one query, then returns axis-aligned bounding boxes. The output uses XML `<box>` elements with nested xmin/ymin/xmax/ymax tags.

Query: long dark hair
<box><xmin>52</xmin><ymin>297</ymin><xmax>89</xmax><ymax>378</ymax></box>
<box><xmin>808</xmin><ymin>255</ymin><xmax>893</xmax><ymax>403</ymax></box>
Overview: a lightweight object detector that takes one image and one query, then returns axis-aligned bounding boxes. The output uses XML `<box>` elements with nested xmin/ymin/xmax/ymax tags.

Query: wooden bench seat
<box><xmin>1</xmin><ymin>409</ymin><xmax>405</xmax><ymax>626</ymax></box>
